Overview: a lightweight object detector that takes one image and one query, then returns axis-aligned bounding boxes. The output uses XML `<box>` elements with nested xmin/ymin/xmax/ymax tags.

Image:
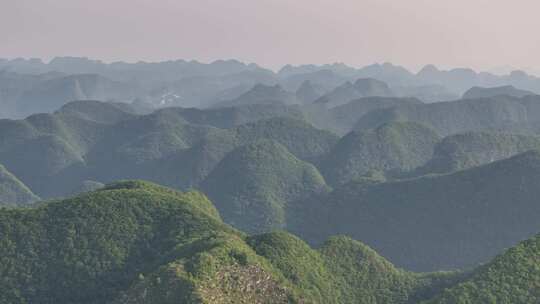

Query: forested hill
<box><xmin>1</xmin><ymin>180</ymin><xmax>539</xmax><ymax>304</ymax></box>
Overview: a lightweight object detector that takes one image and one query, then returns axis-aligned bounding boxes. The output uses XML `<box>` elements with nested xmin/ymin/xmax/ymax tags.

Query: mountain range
<box><xmin>3</xmin><ymin>57</ymin><xmax>540</xmax><ymax>119</ymax></box>
<box><xmin>1</xmin><ymin>181</ymin><xmax>538</xmax><ymax>303</ymax></box>
<box><xmin>2</xmin><ymin>57</ymin><xmax>540</xmax><ymax>303</ymax></box>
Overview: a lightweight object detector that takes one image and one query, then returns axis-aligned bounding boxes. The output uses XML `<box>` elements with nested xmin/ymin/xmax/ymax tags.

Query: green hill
<box><xmin>67</xmin><ymin>180</ymin><xmax>105</xmax><ymax>196</ymax></box>
<box><xmin>0</xmin><ymin>181</ymin><xmax>291</xmax><ymax>304</ymax></box>
<box><xmin>151</xmin><ymin>103</ymin><xmax>304</xmax><ymax>129</ymax></box>
<box><xmin>354</xmin><ymin>95</ymin><xmax>540</xmax><ymax>136</ymax></box>
<box><xmin>0</xmin><ymin>164</ymin><xmax>39</xmax><ymax>206</ymax></box>
<box><xmin>1</xmin><ymin>180</ymin><xmax>538</xmax><ymax>303</ymax></box>
<box><xmin>233</xmin><ymin>117</ymin><xmax>339</xmax><ymax>162</ymax></box>
<box><xmin>302</xmin><ymin>96</ymin><xmax>421</xmax><ymax>135</ymax></box>
<box><xmin>0</xmin><ymin>101</ymin><xmax>310</xmax><ymax>199</ymax></box>
<box><xmin>138</xmin><ymin>116</ymin><xmax>337</xmax><ymax>190</ymax></box>
<box><xmin>0</xmin><ymin>134</ymin><xmax>87</xmax><ymax>198</ymax></box>
<box><xmin>294</xmin><ymin>150</ymin><xmax>540</xmax><ymax>271</ymax></box>
<box><xmin>319</xmin><ymin>122</ymin><xmax>439</xmax><ymax>186</ymax></box>
<box><xmin>200</xmin><ymin>140</ymin><xmax>329</xmax><ymax>234</ymax></box>
<box><xmin>248</xmin><ymin>232</ymin><xmax>460</xmax><ymax>304</ymax></box>
<box><xmin>417</xmin><ymin>132</ymin><xmax>540</xmax><ymax>175</ymax></box>
<box><xmin>423</xmin><ymin>234</ymin><xmax>540</xmax><ymax>304</ymax></box>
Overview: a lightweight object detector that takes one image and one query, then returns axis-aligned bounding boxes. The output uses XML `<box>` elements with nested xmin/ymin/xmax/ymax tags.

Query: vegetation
<box><xmin>0</xmin><ymin>180</ymin><xmax>538</xmax><ymax>303</ymax></box>
<box><xmin>201</xmin><ymin>140</ymin><xmax>329</xmax><ymax>234</ymax></box>
<box><xmin>423</xmin><ymin>234</ymin><xmax>540</xmax><ymax>304</ymax></box>
<box><xmin>233</xmin><ymin>117</ymin><xmax>339</xmax><ymax>162</ymax></box>
<box><xmin>0</xmin><ymin>180</ymin><xmax>288</xmax><ymax>304</ymax></box>
<box><xmin>293</xmin><ymin>150</ymin><xmax>540</xmax><ymax>271</ymax></box>
<box><xmin>0</xmin><ymin>101</ymin><xmax>307</xmax><ymax>200</ymax></box>
<box><xmin>416</xmin><ymin>131</ymin><xmax>540</xmax><ymax>174</ymax></box>
<box><xmin>319</xmin><ymin>122</ymin><xmax>439</xmax><ymax>186</ymax></box>
<box><xmin>354</xmin><ymin>95</ymin><xmax>540</xmax><ymax>136</ymax></box>
<box><xmin>3</xmin><ymin>58</ymin><xmax>540</xmax><ymax>303</ymax></box>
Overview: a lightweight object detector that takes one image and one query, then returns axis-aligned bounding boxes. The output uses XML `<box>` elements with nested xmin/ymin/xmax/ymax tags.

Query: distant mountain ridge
<box><xmin>354</xmin><ymin>95</ymin><xmax>540</xmax><ymax>136</ymax></box>
<box><xmin>314</xmin><ymin>78</ymin><xmax>395</xmax><ymax>107</ymax></box>
<box><xmin>214</xmin><ymin>84</ymin><xmax>298</xmax><ymax>108</ymax></box>
<box><xmin>462</xmin><ymin>85</ymin><xmax>535</xmax><ymax>99</ymax></box>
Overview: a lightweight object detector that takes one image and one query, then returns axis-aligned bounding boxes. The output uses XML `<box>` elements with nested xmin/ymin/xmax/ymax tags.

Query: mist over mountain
<box><xmin>7</xmin><ymin>0</ymin><xmax>540</xmax><ymax>299</ymax></box>
<box><xmin>2</xmin><ymin>56</ymin><xmax>540</xmax><ymax>303</ymax></box>
<box><xmin>354</xmin><ymin>95</ymin><xmax>540</xmax><ymax>136</ymax></box>
<box><xmin>214</xmin><ymin>84</ymin><xmax>298</xmax><ymax>108</ymax></box>
<box><xmin>4</xmin><ymin>57</ymin><xmax>540</xmax><ymax>120</ymax></box>
<box><xmin>314</xmin><ymin>78</ymin><xmax>395</xmax><ymax>108</ymax></box>
<box><xmin>462</xmin><ymin>85</ymin><xmax>536</xmax><ymax>99</ymax></box>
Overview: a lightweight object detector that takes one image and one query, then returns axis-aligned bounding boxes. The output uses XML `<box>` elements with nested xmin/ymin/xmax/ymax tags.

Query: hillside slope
<box><xmin>417</xmin><ymin>132</ymin><xmax>540</xmax><ymax>175</ymax></box>
<box><xmin>200</xmin><ymin>140</ymin><xmax>329</xmax><ymax>233</ymax></box>
<box><xmin>0</xmin><ymin>164</ymin><xmax>39</xmax><ymax>205</ymax></box>
<box><xmin>423</xmin><ymin>234</ymin><xmax>540</xmax><ymax>304</ymax></box>
<box><xmin>354</xmin><ymin>95</ymin><xmax>540</xmax><ymax>136</ymax></box>
<box><xmin>1</xmin><ymin>180</ymin><xmax>538</xmax><ymax>303</ymax></box>
<box><xmin>294</xmin><ymin>151</ymin><xmax>540</xmax><ymax>271</ymax></box>
<box><xmin>319</xmin><ymin>122</ymin><xmax>439</xmax><ymax>186</ymax></box>
<box><xmin>462</xmin><ymin>85</ymin><xmax>535</xmax><ymax>99</ymax></box>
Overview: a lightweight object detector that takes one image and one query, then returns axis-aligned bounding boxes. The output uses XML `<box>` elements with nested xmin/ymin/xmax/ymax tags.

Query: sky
<box><xmin>2</xmin><ymin>0</ymin><xmax>540</xmax><ymax>73</ymax></box>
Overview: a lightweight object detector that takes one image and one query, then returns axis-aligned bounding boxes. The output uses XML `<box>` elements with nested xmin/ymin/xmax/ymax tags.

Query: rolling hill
<box><xmin>303</xmin><ymin>96</ymin><xmax>422</xmax><ymax>135</ymax></box>
<box><xmin>200</xmin><ymin>140</ymin><xmax>329</xmax><ymax>234</ymax></box>
<box><xmin>354</xmin><ymin>95</ymin><xmax>540</xmax><ymax>136</ymax></box>
<box><xmin>15</xmin><ymin>74</ymin><xmax>140</xmax><ymax>117</ymax></box>
<box><xmin>0</xmin><ymin>101</ymin><xmax>308</xmax><ymax>200</ymax></box>
<box><xmin>293</xmin><ymin>150</ymin><xmax>540</xmax><ymax>272</ymax></box>
<box><xmin>417</xmin><ymin>131</ymin><xmax>540</xmax><ymax>175</ymax></box>
<box><xmin>423</xmin><ymin>234</ymin><xmax>540</xmax><ymax>304</ymax></box>
<box><xmin>1</xmin><ymin>180</ymin><xmax>538</xmax><ymax>303</ymax></box>
<box><xmin>319</xmin><ymin>122</ymin><xmax>440</xmax><ymax>186</ymax></box>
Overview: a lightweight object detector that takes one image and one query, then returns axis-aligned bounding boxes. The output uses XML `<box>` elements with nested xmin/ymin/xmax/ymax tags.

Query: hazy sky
<box><xmin>2</xmin><ymin>0</ymin><xmax>540</xmax><ymax>72</ymax></box>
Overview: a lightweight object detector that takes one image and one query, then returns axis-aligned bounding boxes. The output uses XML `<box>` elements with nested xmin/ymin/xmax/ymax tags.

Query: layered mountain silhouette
<box><xmin>2</xmin><ymin>98</ymin><xmax>540</xmax><ymax>274</ymax></box>
<box><xmin>295</xmin><ymin>80</ymin><xmax>326</xmax><ymax>103</ymax></box>
<box><xmin>314</xmin><ymin>78</ymin><xmax>395</xmax><ymax>107</ymax></box>
<box><xmin>4</xmin><ymin>55</ymin><xmax>540</xmax><ymax>302</ymax></box>
<box><xmin>201</xmin><ymin>140</ymin><xmax>329</xmax><ymax>233</ymax></box>
<box><xmin>462</xmin><ymin>85</ymin><xmax>535</xmax><ymax>99</ymax></box>
<box><xmin>294</xmin><ymin>150</ymin><xmax>540</xmax><ymax>271</ymax></box>
<box><xmin>354</xmin><ymin>95</ymin><xmax>540</xmax><ymax>136</ymax></box>
<box><xmin>304</xmin><ymin>96</ymin><xmax>423</xmax><ymax>134</ymax></box>
<box><xmin>214</xmin><ymin>84</ymin><xmax>298</xmax><ymax>108</ymax></box>
<box><xmin>14</xmin><ymin>74</ymin><xmax>140</xmax><ymax>117</ymax></box>
<box><xmin>319</xmin><ymin>122</ymin><xmax>440</xmax><ymax>186</ymax></box>
<box><xmin>417</xmin><ymin>132</ymin><xmax>540</xmax><ymax>175</ymax></box>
